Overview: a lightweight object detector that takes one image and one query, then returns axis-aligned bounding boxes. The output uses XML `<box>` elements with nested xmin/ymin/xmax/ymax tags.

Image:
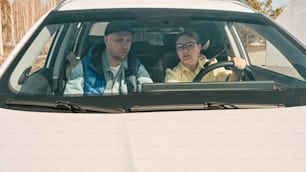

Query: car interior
<box><xmin>71</xmin><ymin>21</ymin><xmax>232</xmax><ymax>82</ymax></box>
<box><xmin>14</xmin><ymin>20</ymin><xmax>259</xmax><ymax>95</ymax></box>
<box><xmin>15</xmin><ymin>18</ymin><xmax>306</xmax><ymax>96</ymax></box>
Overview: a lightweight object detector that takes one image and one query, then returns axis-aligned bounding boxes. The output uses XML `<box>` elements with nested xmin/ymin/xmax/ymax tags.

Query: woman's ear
<box><xmin>104</xmin><ymin>36</ymin><xmax>108</xmax><ymax>44</ymax></box>
<box><xmin>197</xmin><ymin>43</ymin><xmax>202</xmax><ymax>52</ymax></box>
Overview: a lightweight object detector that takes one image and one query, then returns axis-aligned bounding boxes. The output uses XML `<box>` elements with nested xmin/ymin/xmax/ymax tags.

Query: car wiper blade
<box><xmin>5</xmin><ymin>99</ymin><xmax>125</xmax><ymax>113</ymax></box>
<box><xmin>129</xmin><ymin>102</ymin><xmax>284</xmax><ymax>112</ymax></box>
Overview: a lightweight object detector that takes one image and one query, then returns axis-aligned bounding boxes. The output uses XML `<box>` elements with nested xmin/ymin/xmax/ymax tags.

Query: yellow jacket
<box><xmin>165</xmin><ymin>57</ymin><xmax>232</xmax><ymax>82</ymax></box>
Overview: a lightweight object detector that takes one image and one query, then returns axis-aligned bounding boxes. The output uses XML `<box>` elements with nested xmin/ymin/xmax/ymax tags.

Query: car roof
<box><xmin>55</xmin><ymin>0</ymin><xmax>256</xmax><ymax>13</ymax></box>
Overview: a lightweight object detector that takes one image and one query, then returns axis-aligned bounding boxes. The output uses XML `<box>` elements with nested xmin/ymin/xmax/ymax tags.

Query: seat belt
<box><xmin>125</xmin><ymin>51</ymin><xmax>138</xmax><ymax>93</ymax></box>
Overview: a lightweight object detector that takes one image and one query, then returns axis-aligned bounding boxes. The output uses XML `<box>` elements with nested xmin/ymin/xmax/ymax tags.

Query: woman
<box><xmin>164</xmin><ymin>29</ymin><xmax>246</xmax><ymax>82</ymax></box>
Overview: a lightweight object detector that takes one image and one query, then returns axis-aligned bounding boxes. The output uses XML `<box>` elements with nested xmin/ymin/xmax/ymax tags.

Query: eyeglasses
<box><xmin>176</xmin><ymin>42</ymin><xmax>197</xmax><ymax>51</ymax></box>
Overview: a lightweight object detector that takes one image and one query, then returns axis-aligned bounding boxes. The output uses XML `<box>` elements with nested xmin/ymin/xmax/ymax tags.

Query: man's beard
<box><xmin>113</xmin><ymin>53</ymin><xmax>127</xmax><ymax>61</ymax></box>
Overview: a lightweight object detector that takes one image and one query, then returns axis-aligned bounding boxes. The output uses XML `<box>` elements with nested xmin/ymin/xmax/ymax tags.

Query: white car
<box><xmin>1</xmin><ymin>0</ymin><xmax>306</xmax><ymax>172</ymax></box>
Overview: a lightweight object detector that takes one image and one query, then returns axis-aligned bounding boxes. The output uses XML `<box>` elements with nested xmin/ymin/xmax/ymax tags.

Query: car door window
<box><xmin>10</xmin><ymin>24</ymin><xmax>64</xmax><ymax>94</ymax></box>
<box><xmin>235</xmin><ymin>23</ymin><xmax>304</xmax><ymax>80</ymax></box>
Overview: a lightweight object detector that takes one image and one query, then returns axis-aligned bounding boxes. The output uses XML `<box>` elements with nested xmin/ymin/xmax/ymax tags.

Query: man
<box><xmin>64</xmin><ymin>21</ymin><xmax>153</xmax><ymax>95</ymax></box>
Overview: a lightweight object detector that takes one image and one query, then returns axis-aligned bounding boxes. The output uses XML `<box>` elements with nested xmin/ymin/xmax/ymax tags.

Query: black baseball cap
<box><xmin>104</xmin><ymin>21</ymin><xmax>133</xmax><ymax>36</ymax></box>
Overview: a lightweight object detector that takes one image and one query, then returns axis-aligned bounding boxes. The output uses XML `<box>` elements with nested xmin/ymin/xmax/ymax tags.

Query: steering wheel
<box><xmin>193</xmin><ymin>61</ymin><xmax>255</xmax><ymax>82</ymax></box>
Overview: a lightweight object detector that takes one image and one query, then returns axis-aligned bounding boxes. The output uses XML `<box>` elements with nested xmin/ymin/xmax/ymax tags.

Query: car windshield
<box><xmin>3</xmin><ymin>9</ymin><xmax>306</xmax><ymax>112</ymax></box>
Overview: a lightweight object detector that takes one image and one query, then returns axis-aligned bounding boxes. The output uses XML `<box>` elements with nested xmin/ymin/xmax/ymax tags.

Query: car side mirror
<box><xmin>18</xmin><ymin>67</ymin><xmax>31</xmax><ymax>85</ymax></box>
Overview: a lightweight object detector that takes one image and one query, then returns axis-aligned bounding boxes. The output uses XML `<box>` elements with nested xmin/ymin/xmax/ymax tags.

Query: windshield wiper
<box><xmin>5</xmin><ymin>99</ymin><xmax>125</xmax><ymax>113</ymax></box>
<box><xmin>129</xmin><ymin>102</ymin><xmax>285</xmax><ymax>112</ymax></box>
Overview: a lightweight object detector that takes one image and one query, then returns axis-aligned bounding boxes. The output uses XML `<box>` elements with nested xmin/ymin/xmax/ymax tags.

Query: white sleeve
<box><xmin>137</xmin><ymin>63</ymin><xmax>153</xmax><ymax>91</ymax></box>
<box><xmin>64</xmin><ymin>62</ymin><xmax>85</xmax><ymax>96</ymax></box>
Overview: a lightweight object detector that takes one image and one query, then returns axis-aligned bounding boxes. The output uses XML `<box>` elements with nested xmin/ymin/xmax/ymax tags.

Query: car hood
<box><xmin>1</xmin><ymin>107</ymin><xmax>306</xmax><ymax>172</ymax></box>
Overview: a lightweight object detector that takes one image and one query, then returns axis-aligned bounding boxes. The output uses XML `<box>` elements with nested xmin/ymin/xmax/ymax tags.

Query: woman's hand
<box><xmin>228</xmin><ymin>56</ymin><xmax>246</xmax><ymax>71</ymax></box>
<box><xmin>227</xmin><ymin>56</ymin><xmax>247</xmax><ymax>81</ymax></box>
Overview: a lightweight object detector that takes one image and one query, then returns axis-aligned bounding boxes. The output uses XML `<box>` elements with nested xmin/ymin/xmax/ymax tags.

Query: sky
<box><xmin>272</xmin><ymin>0</ymin><xmax>290</xmax><ymax>7</ymax></box>
<box><xmin>258</xmin><ymin>0</ymin><xmax>290</xmax><ymax>9</ymax></box>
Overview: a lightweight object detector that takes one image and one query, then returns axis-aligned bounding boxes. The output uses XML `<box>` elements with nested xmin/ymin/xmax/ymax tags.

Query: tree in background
<box><xmin>0</xmin><ymin>2</ymin><xmax>3</xmax><ymax>56</ymax></box>
<box><xmin>239</xmin><ymin>0</ymin><xmax>284</xmax><ymax>19</ymax></box>
<box><xmin>0</xmin><ymin>0</ymin><xmax>10</xmax><ymax>57</ymax></box>
<box><xmin>0</xmin><ymin>0</ymin><xmax>60</xmax><ymax>58</ymax></box>
<box><xmin>1</xmin><ymin>0</ymin><xmax>60</xmax><ymax>46</ymax></box>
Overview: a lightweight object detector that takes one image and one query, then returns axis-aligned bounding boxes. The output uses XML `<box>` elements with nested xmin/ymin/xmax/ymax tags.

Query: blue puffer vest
<box><xmin>82</xmin><ymin>43</ymin><xmax>140</xmax><ymax>95</ymax></box>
